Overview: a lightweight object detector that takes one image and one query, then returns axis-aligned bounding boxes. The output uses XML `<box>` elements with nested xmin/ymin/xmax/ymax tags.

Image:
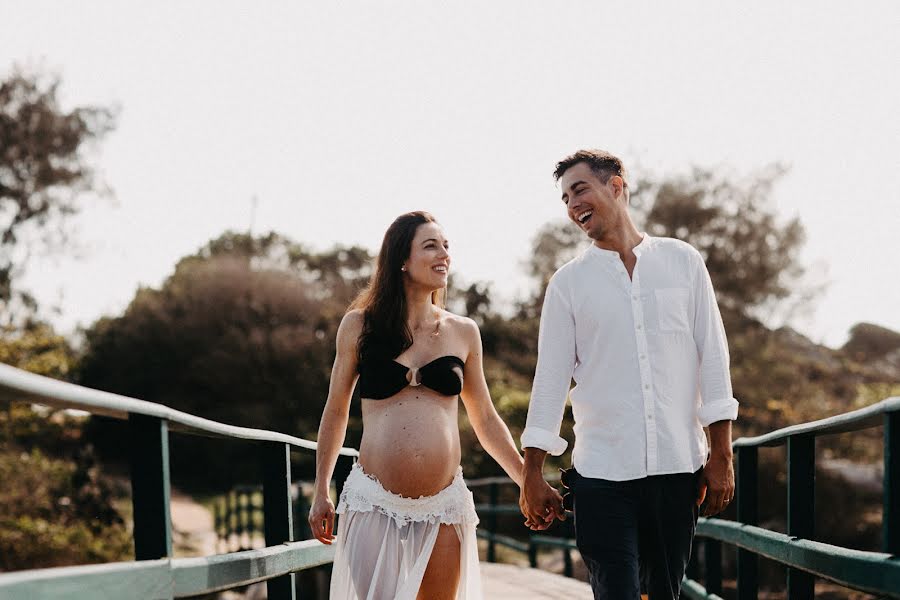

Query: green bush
<box><xmin>0</xmin><ymin>446</ymin><xmax>132</xmax><ymax>570</ymax></box>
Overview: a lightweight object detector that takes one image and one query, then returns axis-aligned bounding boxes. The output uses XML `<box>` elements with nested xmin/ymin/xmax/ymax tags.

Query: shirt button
<box><xmin>636</xmin><ymin>324</ymin><xmax>642</xmax><ymax>330</ymax></box>
<box><xmin>644</xmin><ymin>384</ymin><xmax>650</xmax><ymax>390</ymax></box>
<box><xmin>632</xmin><ymin>295</ymin><xmax>638</xmax><ymax>301</ymax></box>
<box><xmin>640</xmin><ymin>354</ymin><xmax>647</xmax><ymax>360</ymax></box>
<box><xmin>647</xmin><ymin>414</ymin><xmax>654</xmax><ymax>421</ymax></box>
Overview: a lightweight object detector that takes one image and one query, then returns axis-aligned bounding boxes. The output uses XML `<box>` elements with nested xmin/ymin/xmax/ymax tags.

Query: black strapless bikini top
<box><xmin>357</xmin><ymin>355</ymin><xmax>465</xmax><ymax>400</ymax></box>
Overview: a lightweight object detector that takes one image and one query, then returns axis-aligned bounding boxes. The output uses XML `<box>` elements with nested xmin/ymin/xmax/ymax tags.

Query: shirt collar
<box><xmin>587</xmin><ymin>233</ymin><xmax>652</xmax><ymax>260</ymax></box>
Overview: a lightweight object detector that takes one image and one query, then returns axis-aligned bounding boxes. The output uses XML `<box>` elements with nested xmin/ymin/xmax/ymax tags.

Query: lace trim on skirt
<box><xmin>336</xmin><ymin>462</ymin><xmax>479</xmax><ymax>528</ymax></box>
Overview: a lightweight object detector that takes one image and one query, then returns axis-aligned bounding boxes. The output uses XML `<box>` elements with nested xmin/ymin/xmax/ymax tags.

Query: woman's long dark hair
<box><xmin>351</xmin><ymin>211</ymin><xmax>446</xmax><ymax>362</ymax></box>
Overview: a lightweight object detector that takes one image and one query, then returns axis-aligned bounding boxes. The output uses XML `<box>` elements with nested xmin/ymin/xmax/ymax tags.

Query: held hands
<box><xmin>519</xmin><ymin>472</ymin><xmax>566</xmax><ymax>530</ymax></box>
<box><xmin>697</xmin><ymin>452</ymin><xmax>735</xmax><ymax>516</ymax></box>
<box><xmin>308</xmin><ymin>493</ymin><xmax>336</xmax><ymax>544</ymax></box>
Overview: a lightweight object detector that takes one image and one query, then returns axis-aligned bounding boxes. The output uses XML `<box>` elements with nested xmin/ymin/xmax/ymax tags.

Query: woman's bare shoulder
<box><xmin>338</xmin><ymin>309</ymin><xmax>365</xmax><ymax>340</ymax></box>
<box><xmin>438</xmin><ymin>309</ymin><xmax>479</xmax><ymax>340</ymax></box>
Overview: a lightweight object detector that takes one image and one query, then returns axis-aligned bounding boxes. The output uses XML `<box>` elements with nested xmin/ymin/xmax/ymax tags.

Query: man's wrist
<box><xmin>709</xmin><ymin>448</ymin><xmax>733</xmax><ymax>461</ymax></box>
<box><xmin>522</xmin><ymin>447</ymin><xmax>548</xmax><ymax>480</ymax></box>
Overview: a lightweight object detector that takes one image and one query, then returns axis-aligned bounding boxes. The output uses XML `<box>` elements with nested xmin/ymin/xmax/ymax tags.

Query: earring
<box><xmin>401</xmin><ymin>266</ymin><xmax>407</xmax><ymax>272</ymax></box>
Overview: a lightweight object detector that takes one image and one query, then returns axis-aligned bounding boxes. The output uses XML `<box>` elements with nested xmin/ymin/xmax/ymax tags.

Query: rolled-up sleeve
<box><xmin>692</xmin><ymin>254</ymin><xmax>739</xmax><ymax>427</ymax></box>
<box><xmin>521</xmin><ymin>277</ymin><xmax>575</xmax><ymax>456</ymax></box>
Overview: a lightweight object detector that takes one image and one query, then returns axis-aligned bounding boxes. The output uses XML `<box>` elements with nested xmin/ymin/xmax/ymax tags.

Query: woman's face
<box><xmin>403</xmin><ymin>222</ymin><xmax>450</xmax><ymax>291</ymax></box>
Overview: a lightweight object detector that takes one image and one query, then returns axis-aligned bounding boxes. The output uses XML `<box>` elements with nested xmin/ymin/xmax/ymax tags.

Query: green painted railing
<box><xmin>0</xmin><ymin>363</ymin><xmax>358</xmax><ymax>600</ymax></box>
<box><xmin>686</xmin><ymin>396</ymin><xmax>900</xmax><ymax>600</ymax></box>
<box><xmin>471</xmin><ymin>397</ymin><xmax>900</xmax><ymax>599</ymax></box>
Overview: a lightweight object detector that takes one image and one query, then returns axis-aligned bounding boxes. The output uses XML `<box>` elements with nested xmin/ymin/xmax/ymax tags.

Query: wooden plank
<box><xmin>696</xmin><ymin>519</ymin><xmax>900</xmax><ymax>598</ymax></box>
<box><xmin>171</xmin><ymin>540</ymin><xmax>335</xmax><ymax>597</ymax></box>
<box><xmin>734</xmin><ymin>396</ymin><xmax>900</xmax><ymax>449</ymax></box>
<box><xmin>0</xmin><ymin>363</ymin><xmax>357</xmax><ymax>457</ymax></box>
<box><xmin>475</xmin><ymin>530</ymin><xmax>530</xmax><ymax>553</ymax></box>
<box><xmin>681</xmin><ymin>576</ymin><xmax>726</xmax><ymax>600</ymax></box>
<box><xmin>0</xmin><ymin>542</ymin><xmax>338</xmax><ymax>599</ymax></box>
<box><xmin>466</xmin><ymin>472</ymin><xmax>561</xmax><ymax>487</ymax></box>
<box><xmin>474</xmin><ymin>503</ymin><xmax>523</xmax><ymax>515</ymax></box>
<box><xmin>530</xmin><ymin>535</ymin><xmax>577</xmax><ymax>550</ymax></box>
<box><xmin>0</xmin><ymin>559</ymin><xmax>172</xmax><ymax>600</ymax></box>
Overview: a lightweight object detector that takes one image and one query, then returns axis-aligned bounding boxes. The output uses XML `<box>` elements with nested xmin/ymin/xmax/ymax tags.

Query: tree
<box><xmin>637</xmin><ymin>164</ymin><xmax>807</xmax><ymax>322</ymax></box>
<box><xmin>0</xmin><ymin>67</ymin><xmax>116</xmax><ymax>325</ymax></box>
<box><xmin>78</xmin><ymin>231</ymin><xmax>372</xmax><ymax>490</ymax></box>
<box><xmin>518</xmin><ymin>220</ymin><xmax>584</xmax><ymax>319</ymax></box>
<box><xmin>520</xmin><ymin>165</ymin><xmax>809</xmax><ymax>326</ymax></box>
<box><xmin>842</xmin><ymin>322</ymin><xmax>900</xmax><ymax>363</ymax></box>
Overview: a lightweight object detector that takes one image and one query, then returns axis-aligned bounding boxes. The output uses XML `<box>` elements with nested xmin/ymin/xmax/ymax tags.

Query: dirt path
<box><xmin>169</xmin><ymin>489</ymin><xmax>218</xmax><ymax>558</ymax></box>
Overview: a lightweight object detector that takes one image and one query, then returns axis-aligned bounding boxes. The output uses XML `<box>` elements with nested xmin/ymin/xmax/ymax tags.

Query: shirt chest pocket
<box><xmin>654</xmin><ymin>288</ymin><xmax>690</xmax><ymax>333</ymax></box>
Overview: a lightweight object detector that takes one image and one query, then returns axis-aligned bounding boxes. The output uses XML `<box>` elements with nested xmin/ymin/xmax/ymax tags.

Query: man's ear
<box><xmin>609</xmin><ymin>175</ymin><xmax>626</xmax><ymax>202</ymax></box>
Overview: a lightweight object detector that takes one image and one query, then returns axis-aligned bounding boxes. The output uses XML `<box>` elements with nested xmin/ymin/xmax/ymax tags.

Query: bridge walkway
<box><xmin>173</xmin><ymin>488</ymin><xmax>594</xmax><ymax>599</ymax></box>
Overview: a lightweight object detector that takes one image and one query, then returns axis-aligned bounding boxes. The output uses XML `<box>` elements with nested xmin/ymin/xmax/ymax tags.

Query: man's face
<box><xmin>559</xmin><ymin>162</ymin><xmax>624</xmax><ymax>241</ymax></box>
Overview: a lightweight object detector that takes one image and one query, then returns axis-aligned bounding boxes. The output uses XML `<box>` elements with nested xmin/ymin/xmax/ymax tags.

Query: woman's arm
<box><xmin>307</xmin><ymin>310</ymin><xmax>362</xmax><ymax>544</ymax></box>
<box><xmin>459</xmin><ymin>318</ymin><xmax>525</xmax><ymax>487</ymax></box>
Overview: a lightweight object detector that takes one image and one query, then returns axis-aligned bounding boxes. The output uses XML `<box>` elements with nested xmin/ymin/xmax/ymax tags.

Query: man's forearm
<box><xmin>707</xmin><ymin>420</ymin><xmax>733</xmax><ymax>458</ymax></box>
<box><xmin>523</xmin><ymin>447</ymin><xmax>549</xmax><ymax>478</ymax></box>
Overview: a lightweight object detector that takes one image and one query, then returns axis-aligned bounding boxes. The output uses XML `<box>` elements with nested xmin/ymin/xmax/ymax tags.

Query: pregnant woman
<box><xmin>308</xmin><ymin>211</ymin><xmax>524</xmax><ymax>600</ymax></box>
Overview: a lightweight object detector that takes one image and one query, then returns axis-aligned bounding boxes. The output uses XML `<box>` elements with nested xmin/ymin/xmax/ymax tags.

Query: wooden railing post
<box><xmin>886</xmin><ymin>411</ymin><xmax>900</xmax><ymax>554</ymax></box>
<box><xmin>128</xmin><ymin>413</ymin><xmax>173</xmax><ymax>560</ymax></box>
<box><xmin>563</xmin><ymin>546</ymin><xmax>573</xmax><ymax>578</ymax></box>
<box><xmin>704</xmin><ymin>539</ymin><xmax>722</xmax><ymax>595</ymax></box>
<box><xmin>787</xmin><ymin>434</ymin><xmax>815</xmax><ymax>599</ymax></box>
<box><xmin>487</xmin><ymin>482</ymin><xmax>498</xmax><ymax>563</ymax></box>
<box><xmin>736</xmin><ymin>445</ymin><xmax>758</xmax><ymax>600</ymax></box>
<box><xmin>262</xmin><ymin>442</ymin><xmax>295</xmax><ymax>600</ymax></box>
<box><xmin>528</xmin><ymin>539</ymin><xmax>537</xmax><ymax>568</ymax></box>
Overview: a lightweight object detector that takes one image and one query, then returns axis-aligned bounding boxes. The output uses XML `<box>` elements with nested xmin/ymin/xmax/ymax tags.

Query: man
<box><xmin>519</xmin><ymin>150</ymin><xmax>738</xmax><ymax>599</ymax></box>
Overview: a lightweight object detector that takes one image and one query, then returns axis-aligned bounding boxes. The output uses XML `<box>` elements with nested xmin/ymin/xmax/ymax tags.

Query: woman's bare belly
<box><xmin>357</xmin><ymin>387</ymin><xmax>461</xmax><ymax>498</ymax></box>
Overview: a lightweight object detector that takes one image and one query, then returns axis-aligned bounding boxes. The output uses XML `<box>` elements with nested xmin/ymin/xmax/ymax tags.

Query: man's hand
<box><xmin>519</xmin><ymin>470</ymin><xmax>566</xmax><ymax>530</ymax></box>
<box><xmin>697</xmin><ymin>452</ymin><xmax>734</xmax><ymax>516</ymax></box>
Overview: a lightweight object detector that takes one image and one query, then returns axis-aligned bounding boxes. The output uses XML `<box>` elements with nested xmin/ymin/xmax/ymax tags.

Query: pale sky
<box><xmin>3</xmin><ymin>2</ymin><xmax>899</xmax><ymax>347</ymax></box>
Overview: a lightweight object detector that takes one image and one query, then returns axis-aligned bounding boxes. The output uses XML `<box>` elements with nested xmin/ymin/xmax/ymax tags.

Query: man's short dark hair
<box><xmin>553</xmin><ymin>149</ymin><xmax>629</xmax><ymax>201</ymax></box>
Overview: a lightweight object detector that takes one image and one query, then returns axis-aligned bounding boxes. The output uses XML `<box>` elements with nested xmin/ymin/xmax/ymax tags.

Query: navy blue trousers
<box><xmin>568</xmin><ymin>468</ymin><xmax>700</xmax><ymax>600</ymax></box>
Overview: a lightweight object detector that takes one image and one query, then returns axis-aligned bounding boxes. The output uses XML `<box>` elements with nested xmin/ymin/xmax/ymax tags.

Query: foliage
<box><xmin>0</xmin><ymin>321</ymin><xmax>75</xmax><ymax>378</ymax></box>
<box><xmin>0</xmin><ymin>67</ymin><xmax>116</xmax><ymax>324</ymax></box>
<box><xmin>842</xmin><ymin>322</ymin><xmax>900</xmax><ymax>363</ymax></box>
<box><xmin>517</xmin><ymin>221</ymin><xmax>584</xmax><ymax>319</ymax></box>
<box><xmin>0</xmin><ymin>406</ymin><xmax>131</xmax><ymax>570</ymax></box>
<box><xmin>637</xmin><ymin>165</ymin><xmax>809</xmax><ymax>321</ymax></box>
<box><xmin>78</xmin><ymin>231</ymin><xmax>372</xmax><ymax>490</ymax></box>
<box><xmin>518</xmin><ymin>165</ymin><xmax>810</xmax><ymax>326</ymax></box>
<box><xmin>0</xmin><ymin>65</ymin><xmax>127</xmax><ymax>572</ymax></box>
<box><xmin>0</xmin><ymin>445</ymin><xmax>131</xmax><ymax>570</ymax></box>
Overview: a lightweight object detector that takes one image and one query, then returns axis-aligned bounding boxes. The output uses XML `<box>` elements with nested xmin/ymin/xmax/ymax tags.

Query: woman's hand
<box><xmin>308</xmin><ymin>493</ymin><xmax>337</xmax><ymax>544</ymax></box>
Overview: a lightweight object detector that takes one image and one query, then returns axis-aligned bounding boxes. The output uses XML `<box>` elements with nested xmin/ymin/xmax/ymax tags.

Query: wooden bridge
<box><xmin>0</xmin><ymin>362</ymin><xmax>898</xmax><ymax>599</ymax></box>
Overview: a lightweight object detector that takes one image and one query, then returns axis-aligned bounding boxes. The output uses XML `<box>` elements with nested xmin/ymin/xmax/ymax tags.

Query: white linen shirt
<box><xmin>521</xmin><ymin>234</ymin><xmax>739</xmax><ymax>481</ymax></box>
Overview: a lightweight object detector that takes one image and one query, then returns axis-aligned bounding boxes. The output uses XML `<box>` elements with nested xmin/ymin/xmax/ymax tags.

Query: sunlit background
<box><xmin>3</xmin><ymin>4</ymin><xmax>900</xmax><ymax>596</ymax></box>
<box><xmin>3</xmin><ymin>1</ymin><xmax>899</xmax><ymax>347</ymax></box>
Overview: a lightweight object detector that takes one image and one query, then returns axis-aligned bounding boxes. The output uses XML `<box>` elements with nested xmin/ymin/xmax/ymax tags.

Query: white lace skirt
<box><xmin>330</xmin><ymin>462</ymin><xmax>482</xmax><ymax>600</ymax></box>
